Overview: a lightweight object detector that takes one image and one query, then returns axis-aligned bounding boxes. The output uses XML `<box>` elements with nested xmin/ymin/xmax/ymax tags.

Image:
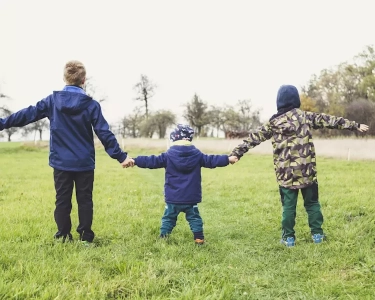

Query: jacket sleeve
<box><xmin>306</xmin><ymin>112</ymin><xmax>358</xmax><ymax>130</ymax></box>
<box><xmin>134</xmin><ymin>153</ymin><xmax>167</xmax><ymax>169</ymax></box>
<box><xmin>201</xmin><ymin>154</ymin><xmax>229</xmax><ymax>168</ymax></box>
<box><xmin>91</xmin><ymin>102</ymin><xmax>127</xmax><ymax>163</ymax></box>
<box><xmin>230</xmin><ymin>123</ymin><xmax>273</xmax><ymax>158</ymax></box>
<box><xmin>0</xmin><ymin>97</ymin><xmax>50</xmax><ymax>130</ymax></box>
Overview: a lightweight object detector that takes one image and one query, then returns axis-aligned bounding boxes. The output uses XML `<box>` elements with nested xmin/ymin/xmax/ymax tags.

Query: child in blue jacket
<box><xmin>132</xmin><ymin>124</ymin><xmax>238</xmax><ymax>244</ymax></box>
<box><xmin>0</xmin><ymin>60</ymin><xmax>132</xmax><ymax>244</ymax></box>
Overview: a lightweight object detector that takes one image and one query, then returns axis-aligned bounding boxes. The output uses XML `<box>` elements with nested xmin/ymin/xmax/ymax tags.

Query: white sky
<box><xmin>0</xmin><ymin>0</ymin><xmax>374</xmax><ymax>126</ymax></box>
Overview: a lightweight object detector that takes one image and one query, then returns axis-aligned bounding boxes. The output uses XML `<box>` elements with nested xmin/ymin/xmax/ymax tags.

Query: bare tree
<box><xmin>183</xmin><ymin>94</ymin><xmax>210</xmax><ymax>137</ymax></box>
<box><xmin>133</xmin><ymin>74</ymin><xmax>156</xmax><ymax>119</ymax></box>
<box><xmin>0</xmin><ymin>87</ymin><xmax>9</xmax><ymax>139</ymax></box>
<box><xmin>345</xmin><ymin>99</ymin><xmax>375</xmax><ymax>136</ymax></box>
<box><xmin>85</xmin><ymin>77</ymin><xmax>107</xmax><ymax>103</ymax></box>
<box><xmin>221</xmin><ymin>107</ymin><xmax>241</xmax><ymax>137</ymax></box>
<box><xmin>116</xmin><ymin>121</ymin><xmax>126</xmax><ymax>139</ymax></box>
<box><xmin>0</xmin><ymin>88</ymin><xmax>9</xmax><ymax>110</ymax></box>
<box><xmin>0</xmin><ymin>107</ymin><xmax>18</xmax><ymax>141</ymax></box>
<box><xmin>150</xmin><ymin>110</ymin><xmax>176</xmax><ymax>138</ymax></box>
<box><xmin>23</xmin><ymin>120</ymin><xmax>49</xmax><ymax>141</ymax></box>
<box><xmin>139</xmin><ymin>116</ymin><xmax>156</xmax><ymax>138</ymax></box>
<box><xmin>237</xmin><ymin>99</ymin><xmax>261</xmax><ymax>131</ymax></box>
<box><xmin>4</xmin><ymin>127</ymin><xmax>18</xmax><ymax>142</ymax></box>
<box><xmin>207</xmin><ymin>105</ymin><xmax>224</xmax><ymax>138</ymax></box>
<box><xmin>122</xmin><ymin>106</ymin><xmax>145</xmax><ymax>138</ymax></box>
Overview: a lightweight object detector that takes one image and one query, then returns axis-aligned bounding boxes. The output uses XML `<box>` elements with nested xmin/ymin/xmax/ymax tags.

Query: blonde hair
<box><xmin>63</xmin><ymin>60</ymin><xmax>86</xmax><ymax>86</ymax></box>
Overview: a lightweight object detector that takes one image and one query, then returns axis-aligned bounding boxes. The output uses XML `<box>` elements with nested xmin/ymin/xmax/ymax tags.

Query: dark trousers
<box><xmin>279</xmin><ymin>182</ymin><xmax>324</xmax><ymax>240</ymax></box>
<box><xmin>160</xmin><ymin>203</ymin><xmax>204</xmax><ymax>239</ymax></box>
<box><xmin>53</xmin><ymin>169</ymin><xmax>95</xmax><ymax>242</ymax></box>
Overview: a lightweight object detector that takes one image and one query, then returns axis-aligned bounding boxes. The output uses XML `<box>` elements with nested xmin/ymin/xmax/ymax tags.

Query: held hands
<box><xmin>228</xmin><ymin>155</ymin><xmax>239</xmax><ymax>165</ymax></box>
<box><xmin>357</xmin><ymin>124</ymin><xmax>369</xmax><ymax>133</ymax></box>
<box><xmin>121</xmin><ymin>157</ymin><xmax>135</xmax><ymax>168</ymax></box>
<box><xmin>122</xmin><ymin>156</ymin><xmax>240</xmax><ymax>167</ymax></box>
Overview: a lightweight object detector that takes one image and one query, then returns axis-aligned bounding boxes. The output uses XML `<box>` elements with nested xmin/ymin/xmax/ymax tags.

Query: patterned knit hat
<box><xmin>170</xmin><ymin>124</ymin><xmax>195</xmax><ymax>142</ymax></box>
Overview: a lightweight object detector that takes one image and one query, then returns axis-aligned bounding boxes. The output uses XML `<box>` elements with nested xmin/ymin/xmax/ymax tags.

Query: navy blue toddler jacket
<box><xmin>0</xmin><ymin>86</ymin><xmax>127</xmax><ymax>171</ymax></box>
<box><xmin>134</xmin><ymin>144</ymin><xmax>229</xmax><ymax>204</ymax></box>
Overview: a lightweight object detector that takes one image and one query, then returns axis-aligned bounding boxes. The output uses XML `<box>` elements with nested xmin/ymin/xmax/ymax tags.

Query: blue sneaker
<box><xmin>312</xmin><ymin>234</ymin><xmax>324</xmax><ymax>244</ymax></box>
<box><xmin>281</xmin><ymin>237</ymin><xmax>295</xmax><ymax>247</ymax></box>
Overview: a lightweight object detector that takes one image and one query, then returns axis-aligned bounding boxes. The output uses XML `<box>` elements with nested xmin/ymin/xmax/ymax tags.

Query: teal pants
<box><xmin>160</xmin><ymin>203</ymin><xmax>203</xmax><ymax>237</ymax></box>
<box><xmin>279</xmin><ymin>182</ymin><xmax>323</xmax><ymax>240</ymax></box>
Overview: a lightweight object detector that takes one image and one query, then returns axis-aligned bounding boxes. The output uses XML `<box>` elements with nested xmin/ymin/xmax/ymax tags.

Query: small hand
<box><xmin>228</xmin><ymin>156</ymin><xmax>239</xmax><ymax>164</ymax></box>
<box><xmin>357</xmin><ymin>124</ymin><xmax>369</xmax><ymax>133</ymax></box>
<box><xmin>121</xmin><ymin>157</ymin><xmax>135</xmax><ymax>168</ymax></box>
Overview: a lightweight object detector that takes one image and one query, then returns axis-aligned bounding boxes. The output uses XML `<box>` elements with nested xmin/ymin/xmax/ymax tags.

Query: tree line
<box><xmin>300</xmin><ymin>45</ymin><xmax>375</xmax><ymax>136</ymax></box>
<box><xmin>119</xmin><ymin>45</ymin><xmax>375</xmax><ymax>139</ymax></box>
<box><xmin>1</xmin><ymin>45</ymin><xmax>374</xmax><ymax>141</ymax></box>
<box><xmin>117</xmin><ymin>81</ymin><xmax>262</xmax><ymax>139</ymax></box>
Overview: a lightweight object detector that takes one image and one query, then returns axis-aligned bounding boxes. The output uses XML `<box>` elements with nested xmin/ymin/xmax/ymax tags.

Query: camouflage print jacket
<box><xmin>230</xmin><ymin>108</ymin><xmax>358</xmax><ymax>189</ymax></box>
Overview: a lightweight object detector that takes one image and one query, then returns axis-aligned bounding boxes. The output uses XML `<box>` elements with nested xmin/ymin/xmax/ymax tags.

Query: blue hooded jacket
<box><xmin>134</xmin><ymin>144</ymin><xmax>229</xmax><ymax>204</ymax></box>
<box><xmin>0</xmin><ymin>86</ymin><xmax>127</xmax><ymax>171</ymax></box>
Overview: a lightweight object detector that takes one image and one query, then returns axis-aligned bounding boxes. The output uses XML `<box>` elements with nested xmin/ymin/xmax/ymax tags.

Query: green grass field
<box><xmin>0</xmin><ymin>142</ymin><xmax>375</xmax><ymax>299</ymax></box>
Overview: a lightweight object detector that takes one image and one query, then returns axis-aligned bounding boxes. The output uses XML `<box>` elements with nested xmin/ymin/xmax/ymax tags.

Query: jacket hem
<box><xmin>279</xmin><ymin>181</ymin><xmax>315</xmax><ymax>189</ymax></box>
<box><xmin>49</xmin><ymin>163</ymin><xmax>95</xmax><ymax>172</ymax></box>
<box><xmin>165</xmin><ymin>200</ymin><xmax>202</xmax><ymax>205</ymax></box>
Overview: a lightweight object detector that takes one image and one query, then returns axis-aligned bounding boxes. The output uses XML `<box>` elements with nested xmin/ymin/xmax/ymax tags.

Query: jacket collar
<box><xmin>63</xmin><ymin>85</ymin><xmax>86</xmax><ymax>95</ymax></box>
<box><xmin>172</xmin><ymin>140</ymin><xmax>192</xmax><ymax>146</ymax></box>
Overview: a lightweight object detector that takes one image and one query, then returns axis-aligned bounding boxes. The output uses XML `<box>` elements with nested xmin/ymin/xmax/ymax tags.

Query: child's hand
<box><xmin>357</xmin><ymin>124</ymin><xmax>369</xmax><ymax>133</ymax></box>
<box><xmin>228</xmin><ymin>156</ymin><xmax>239</xmax><ymax>164</ymax></box>
<box><xmin>121</xmin><ymin>157</ymin><xmax>135</xmax><ymax>168</ymax></box>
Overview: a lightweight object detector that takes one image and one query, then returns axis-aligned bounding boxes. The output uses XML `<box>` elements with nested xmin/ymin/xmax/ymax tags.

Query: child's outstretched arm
<box><xmin>307</xmin><ymin>112</ymin><xmax>369</xmax><ymax>132</ymax></box>
<box><xmin>134</xmin><ymin>154</ymin><xmax>167</xmax><ymax>169</ymax></box>
<box><xmin>230</xmin><ymin>123</ymin><xmax>272</xmax><ymax>159</ymax></box>
<box><xmin>201</xmin><ymin>154</ymin><xmax>230</xmax><ymax>168</ymax></box>
<box><xmin>91</xmin><ymin>102</ymin><xmax>128</xmax><ymax>164</ymax></box>
<box><xmin>0</xmin><ymin>98</ymin><xmax>50</xmax><ymax>131</ymax></box>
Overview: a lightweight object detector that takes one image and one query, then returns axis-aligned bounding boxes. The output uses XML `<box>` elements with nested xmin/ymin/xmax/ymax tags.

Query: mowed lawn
<box><xmin>0</xmin><ymin>142</ymin><xmax>375</xmax><ymax>299</ymax></box>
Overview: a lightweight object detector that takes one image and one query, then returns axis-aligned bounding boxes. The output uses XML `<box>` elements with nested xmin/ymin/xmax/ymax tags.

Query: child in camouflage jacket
<box><xmin>230</xmin><ymin>85</ymin><xmax>369</xmax><ymax>247</ymax></box>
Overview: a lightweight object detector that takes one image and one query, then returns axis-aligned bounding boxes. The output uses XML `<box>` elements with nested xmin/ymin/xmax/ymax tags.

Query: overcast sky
<box><xmin>0</xmin><ymin>0</ymin><xmax>374</xmax><ymax>127</ymax></box>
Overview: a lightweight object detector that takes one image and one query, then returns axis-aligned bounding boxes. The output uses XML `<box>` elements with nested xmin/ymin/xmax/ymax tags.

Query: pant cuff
<box><xmin>193</xmin><ymin>231</ymin><xmax>204</xmax><ymax>240</ymax></box>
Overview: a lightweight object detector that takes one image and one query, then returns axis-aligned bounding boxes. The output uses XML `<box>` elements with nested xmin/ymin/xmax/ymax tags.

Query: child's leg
<box><xmin>301</xmin><ymin>182</ymin><xmax>323</xmax><ymax>235</ymax></box>
<box><xmin>279</xmin><ymin>187</ymin><xmax>298</xmax><ymax>240</ymax></box>
<box><xmin>53</xmin><ymin>169</ymin><xmax>74</xmax><ymax>239</ymax></box>
<box><xmin>160</xmin><ymin>203</ymin><xmax>179</xmax><ymax>236</ymax></box>
<box><xmin>74</xmin><ymin>171</ymin><xmax>95</xmax><ymax>242</ymax></box>
<box><xmin>184</xmin><ymin>204</ymin><xmax>204</xmax><ymax>241</ymax></box>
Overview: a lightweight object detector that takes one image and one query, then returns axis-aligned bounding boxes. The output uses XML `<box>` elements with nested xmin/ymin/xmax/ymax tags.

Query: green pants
<box><xmin>279</xmin><ymin>182</ymin><xmax>323</xmax><ymax>239</ymax></box>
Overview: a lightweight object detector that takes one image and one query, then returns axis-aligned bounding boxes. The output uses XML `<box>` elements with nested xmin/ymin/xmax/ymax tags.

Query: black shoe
<box><xmin>54</xmin><ymin>233</ymin><xmax>73</xmax><ymax>243</ymax></box>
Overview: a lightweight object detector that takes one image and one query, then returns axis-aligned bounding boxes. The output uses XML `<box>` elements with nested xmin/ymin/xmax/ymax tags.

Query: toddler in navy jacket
<box><xmin>132</xmin><ymin>124</ymin><xmax>238</xmax><ymax>244</ymax></box>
